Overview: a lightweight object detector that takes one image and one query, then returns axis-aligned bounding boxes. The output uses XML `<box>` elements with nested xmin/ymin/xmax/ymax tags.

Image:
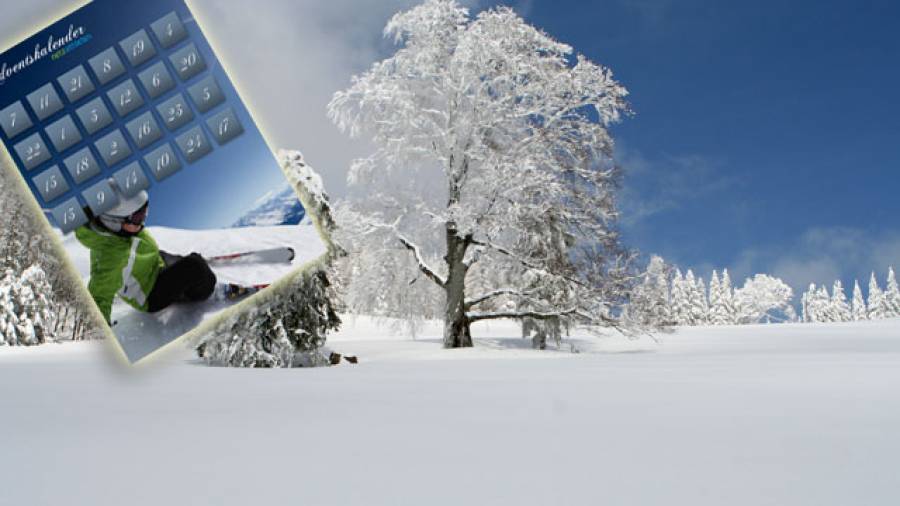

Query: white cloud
<box><xmin>615</xmin><ymin>0</ymin><xmax>676</xmax><ymax>35</ymax></box>
<box><xmin>617</xmin><ymin>145</ymin><xmax>736</xmax><ymax>226</ymax></box>
<box><xmin>189</xmin><ymin>0</ymin><xmax>427</xmax><ymax>198</ymax></box>
<box><xmin>0</xmin><ymin>0</ymin><xmax>86</xmax><ymax>45</ymax></box>
<box><xmin>728</xmin><ymin>227</ymin><xmax>900</xmax><ymax>294</ymax></box>
<box><xmin>510</xmin><ymin>0</ymin><xmax>536</xmax><ymax>17</ymax></box>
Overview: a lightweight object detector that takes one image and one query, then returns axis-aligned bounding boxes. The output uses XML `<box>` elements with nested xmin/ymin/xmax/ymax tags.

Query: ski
<box><xmin>216</xmin><ymin>283</ymin><xmax>271</xmax><ymax>302</ymax></box>
<box><xmin>206</xmin><ymin>247</ymin><xmax>295</xmax><ymax>266</ymax></box>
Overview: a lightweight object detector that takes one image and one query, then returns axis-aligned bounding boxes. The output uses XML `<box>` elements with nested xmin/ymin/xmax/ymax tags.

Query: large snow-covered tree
<box><xmin>329</xmin><ymin>0</ymin><xmax>633</xmax><ymax>347</ymax></box>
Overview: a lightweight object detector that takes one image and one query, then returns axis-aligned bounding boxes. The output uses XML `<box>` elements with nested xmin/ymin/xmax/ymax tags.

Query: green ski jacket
<box><xmin>75</xmin><ymin>223</ymin><xmax>165</xmax><ymax>324</ymax></box>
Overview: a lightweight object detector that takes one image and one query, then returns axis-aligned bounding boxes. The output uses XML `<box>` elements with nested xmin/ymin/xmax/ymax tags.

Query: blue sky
<box><xmin>501</xmin><ymin>0</ymin><xmax>900</xmax><ymax>293</ymax></box>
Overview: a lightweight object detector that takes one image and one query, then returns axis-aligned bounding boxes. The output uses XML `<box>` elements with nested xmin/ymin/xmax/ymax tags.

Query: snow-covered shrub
<box><xmin>197</xmin><ymin>267</ymin><xmax>341</xmax><ymax>368</ymax></box>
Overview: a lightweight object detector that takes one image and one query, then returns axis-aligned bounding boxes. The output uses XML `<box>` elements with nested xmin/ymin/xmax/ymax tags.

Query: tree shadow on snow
<box><xmin>476</xmin><ymin>337</ymin><xmax>658</xmax><ymax>355</ymax></box>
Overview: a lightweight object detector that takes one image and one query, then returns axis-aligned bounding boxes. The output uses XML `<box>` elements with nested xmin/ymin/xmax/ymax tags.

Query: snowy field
<box><xmin>1</xmin><ymin>318</ymin><xmax>899</xmax><ymax>505</ymax></box>
<box><xmin>61</xmin><ymin>224</ymin><xmax>327</xmax><ymax>362</ymax></box>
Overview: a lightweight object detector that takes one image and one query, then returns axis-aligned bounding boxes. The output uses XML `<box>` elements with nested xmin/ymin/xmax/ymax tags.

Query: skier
<box><xmin>75</xmin><ymin>184</ymin><xmax>230</xmax><ymax>325</ymax></box>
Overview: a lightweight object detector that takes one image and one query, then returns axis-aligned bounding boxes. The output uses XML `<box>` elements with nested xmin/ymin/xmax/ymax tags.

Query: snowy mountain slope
<box><xmin>232</xmin><ymin>183</ymin><xmax>306</xmax><ymax>227</ymax></box>
<box><xmin>1</xmin><ymin>319</ymin><xmax>899</xmax><ymax>506</ymax></box>
<box><xmin>60</xmin><ymin>223</ymin><xmax>327</xmax><ymax>362</ymax></box>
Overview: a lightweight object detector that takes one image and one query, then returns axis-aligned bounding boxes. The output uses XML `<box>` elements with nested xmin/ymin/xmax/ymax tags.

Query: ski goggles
<box><xmin>124</xmin><ymin>203</ymin><xmax>149</xmax><ymax>226</ymax></box>
<box><xmin>108</xmin><ymin>203</ymin><xmax>149</xmax><ymax>227</ymax></box>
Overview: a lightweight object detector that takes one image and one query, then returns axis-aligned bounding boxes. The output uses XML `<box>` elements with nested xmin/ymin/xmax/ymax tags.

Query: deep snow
<box><xmin>1</xmin><ymin>318</ymin><xmax>899</xmax><ymax>505</ymax></box>
<box><xmin>61</xmin><ymin>223</ymin><xmax>327</xmax><ymax>362</ymax></box>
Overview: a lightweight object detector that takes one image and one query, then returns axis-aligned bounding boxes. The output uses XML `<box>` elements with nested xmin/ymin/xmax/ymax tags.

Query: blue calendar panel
<box><xmin>0</xmin><ymin>0</ymin><xmax>319</xmax><ymax>363</ymax></box>
<box><xmin>0</xmin><ymin>0</ymin><xmax>263</xmax><ymax>234</ymax></box>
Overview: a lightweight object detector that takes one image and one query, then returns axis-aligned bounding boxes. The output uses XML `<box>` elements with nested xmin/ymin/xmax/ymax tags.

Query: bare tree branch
<box><xmin>397</xmin><ymin>234</ymin><xmax>447</xmax><ymax>288</ymax></box>
<box><xmin>464</xmin><ymin>288</ymin><xmax>535</xmax><ymax>310</ymax></box>
<box><xmin>469</xmin><ymin>237</ymin><xmax>591</xmax><ymax>290</ymax></box>
<box><xmin>467</xmin><ymin>307</ymin><xmax>578</xmax><ymax>323</ymax></box>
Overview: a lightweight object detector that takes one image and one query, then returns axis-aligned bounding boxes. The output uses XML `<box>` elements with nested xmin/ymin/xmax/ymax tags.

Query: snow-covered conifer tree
<box><xmin>817</xmin><ymin>286</ymin><xmax>834</xmax><ymax>322</ymax></box>
<box><xmin>707</xmin><ymin>271</ymin><xmax>722</xmax><ymax>325</ymax></box>
<box><xmin>830</xmin><ymin>280</ymin><xmax>851</xmax><ymax>322</ymax></box>
<box><xmin>668</xmin><ymin>269</ymin><xmax>690</xmax><ymax>325</ymax></box>
<box><xmin>719</xmin><ymin>269</ymin><xmax>737</xmax><ymax>324</ymax></box>
<box><xmin>682</xmin><ymin>270</ymin><xmax>697</xmax><ymax>325</ymax></box>
<box><xmin>709</xmin><ymin>270</ymin><xmax>736</xmax><ymax>325</ymax></box>
<box><xmin>685</xmin><ymin>270</ymin><xmax>707</xmax><ymax>325</ymax></box>
<box><xmin>883</xmin><ymin>267</ymin><xmax>900</xmax><ymax>318</ymax></box>
<box><xmin>329</xmin><ymin>0</ymin><xmax>634</xmax><ymax>347</ymax></box>
<box><xmin>867</xmin><ymin>273</ymin><xmax>884</xmax><ymax>320</ymax></box>
<box><xmin>624</xmin><ymin>255</ymin><xmax>671</xmax><ymax>329</ymax></box>
<box><xmin>801</xmin><ymin>283</ymin><xmax>830</xmax><ymax>323</ymax></box>
<box><xmin>801</xmin><ymin>284</ymin><xmax>813</xmax><ymax>322</ymax></box>
<box><xmin>851</xmin><ymin>280</ymin><xmax>868</xmax><ymax>321</ymax></box>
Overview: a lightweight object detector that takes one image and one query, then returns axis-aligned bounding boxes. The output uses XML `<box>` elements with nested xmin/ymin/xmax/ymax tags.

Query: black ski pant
<box><xmin>147</xmin><ymin>252</ymin><xmax>217</xmax><ymax>313</ymax></box>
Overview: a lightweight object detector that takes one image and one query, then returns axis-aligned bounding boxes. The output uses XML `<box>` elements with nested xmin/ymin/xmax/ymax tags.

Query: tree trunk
<box><xmin>443</xmin><ymin>223</ymin><xmax>472</xmax><ymax>348</ymax></box>
<box><xmin>56</xmin><ymin>305</ymin><xmax>69</xmax><ymax>335</ymax></box>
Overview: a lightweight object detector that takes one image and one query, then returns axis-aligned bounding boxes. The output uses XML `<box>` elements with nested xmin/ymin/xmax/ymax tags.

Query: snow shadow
<box><xmin>476</xmin><ymin>336</ymin><xmax>658</xmax><ymax>355</ymax></box>
<box><xmin>112</xmin><ymin>302</ymin><xmax>208</xmax><ymax>362</ymax></box>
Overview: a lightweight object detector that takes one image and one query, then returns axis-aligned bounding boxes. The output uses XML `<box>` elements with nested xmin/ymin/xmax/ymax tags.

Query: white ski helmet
<box><xmin>99</xmin><ymin>183</ymin><xmax>149</xmax><ymax>232</ymax></box>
